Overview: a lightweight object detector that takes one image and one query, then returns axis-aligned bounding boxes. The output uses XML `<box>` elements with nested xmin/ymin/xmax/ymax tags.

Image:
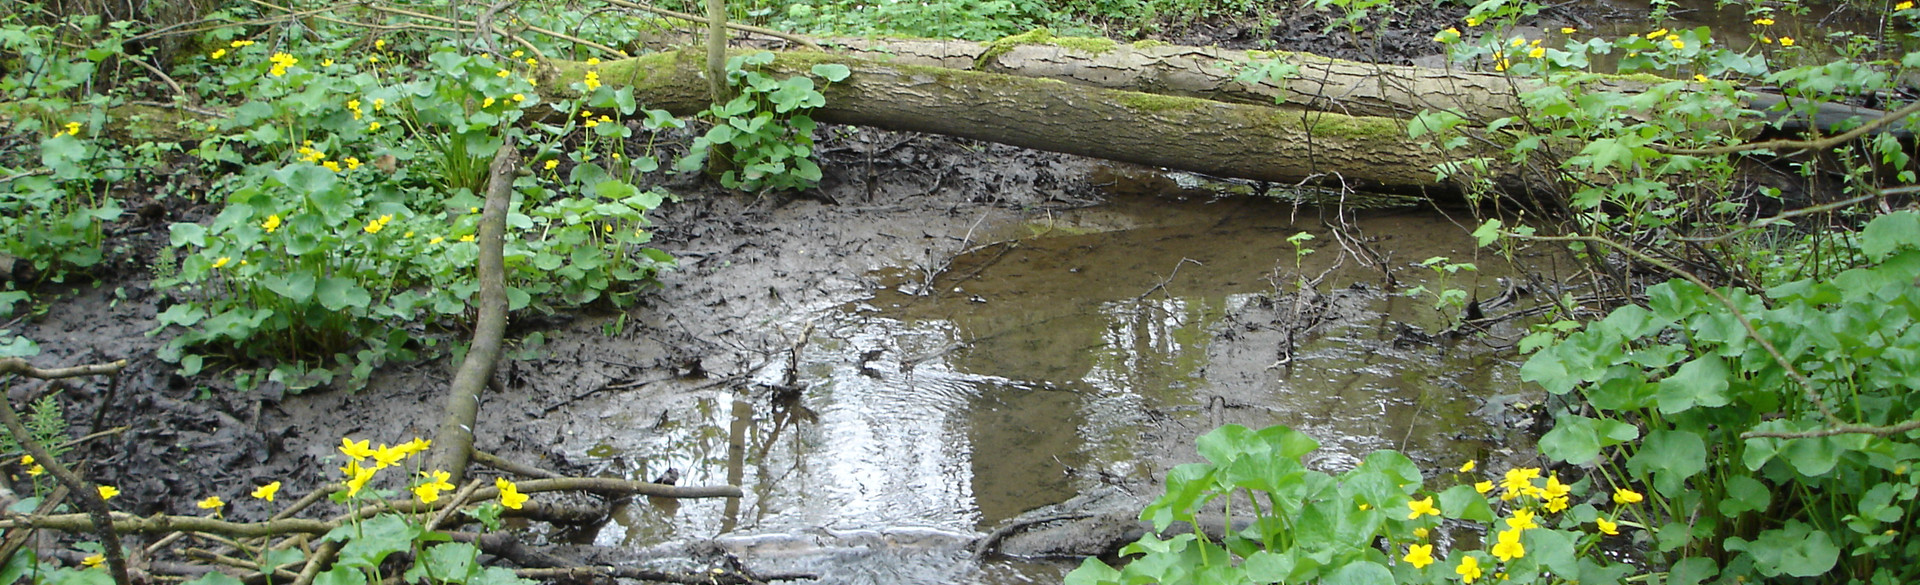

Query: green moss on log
<box><xmin>1118</xmin><ymin>92</ymin><xmax>1205</xmax><ymax>113</ymax></box>
<box><xmin>978</xmin><ymin>28</ymin><xmax>1119</xmax><ymax>67</ymax></box>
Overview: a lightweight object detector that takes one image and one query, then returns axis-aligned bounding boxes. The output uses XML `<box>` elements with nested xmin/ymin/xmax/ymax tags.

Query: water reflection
<box><xmin>591</xmin><ymin>196</ymin><xmax>1524</xmax><ymax>584</ymax></box>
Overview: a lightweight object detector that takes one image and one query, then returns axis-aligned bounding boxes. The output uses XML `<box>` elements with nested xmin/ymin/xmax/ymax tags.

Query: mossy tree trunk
<box><xmin>556</xmin><ymin>49</ymin><xmax>1495</xmax><ymax>192</ymax></box>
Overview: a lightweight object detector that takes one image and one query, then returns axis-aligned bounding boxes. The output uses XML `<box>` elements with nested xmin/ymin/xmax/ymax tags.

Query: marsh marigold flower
<box><xmin>1407</xmin><ymin>496</ymin><xmax>1440</xmax><ymax>519</ymax></box>
<box><xmin>83</xmin><ymin>555</ymin><xmax>104</xmax><ymax>568</ymax></box>
<box><xmin>1613</xmin><ymin>487</ymin><xmax>1644</xmax><ymax>504</ymax></box>
<box><xmin>198</xmin><ymin>496</ymin><xmax>225</xmax><ymax>510</ymax></box>
<box><xmin>211</xmin><ymin>49</ymin><xmax>228</xmax><ymax>59</ymax></box>
<box><xmin>496</xmin><ymin>478</ymin><xmax>529</xmax><ymax>509</ymax></box>
<box><xmin>212</xmin><ymin>257</ymin><xmax>231</xmax><ymax>269</ymax></box>
<box><xmin>1404</xmin><ymin>543</ymin><xmax>1435</xmax><ymax>568</ymax></box>
<box><xmin>584</xmin><ymin>71</ymin><xmax>602</xmax><ymax>91</ymax></box>
<box><xmin>1753</xmin><ymin>17</ymin><xmax>1775</xmax><ymax>25</ymax></box>
<box><xmin>1459</xmin><ymin>460</ymin><xmax>1476</xmax><ymax>472</ymax></box>
<box><xmin>544</xmin><ymin>160</ymin><xmax>558</xmax><ymax>170</ymax></box>
<box><xmin>1900</xmin><ymin>1</ymin><xmax>1914</xmax><ymax>9</ymax></box>
<box><xmin>1596</xmin><ymin>517</ymin><xmax>1620</xmax><ymax>535</ymax></box>
<box><xmin>414</xmin><ymin>470</ymin><xmax>455</xmax><ymax>504</ymax></box>
<box><xmin>1491</xmin><ymin>528</ymin><xmax>1525</xmax><ymax>562</ymax></box>
<box><xmin>262</xmin><ymin>214</ymin><xmax>282</xmax><ymax>233</ymax></box>
<box><xmin>231</xmin><ymin>40</ymin><xmax>255</xmax><ymax>48</ymax></box>
<box><xmin>1456</xmin><ymin>555</ymin><xmax>1482</xmax><ymax>583</ymax></box>
<box><xmin>97</xmin><ymin>485</ymin><xmax>120</xmax><ymax>500</ymax></box>
<box><xmin>1528</xmin><ymin>47</ymin><xmax>1546</xmax><ymax>58</ymax></box>
<box><xmin>459</xmin><ymin>234</ymin><xmax>476</xmax><ymax>243</ymax></box>
<box><xmin>1560</xmin><ymin>27</ymin><xmax>1576</xmax><ymax>34</ymax></box>
<box><xmin>1506</xmin><ymin>509</ymin><xmax>1538</xmax><ymax>531</ymax></box>
<box><xmin>1645</xmin><ymin>28</ymin><xmax>1668</xmax><ymax>39</ymax></box>
<box><xmin>1465</xmin><ymin>16</ymin><xmax>1481</xmax><ymax>26</ymax></box>
<box><xmin>65</xmin><ymin>122</ymin><xmax>82</xmax><ymax>135</ymax></box>
<box><xmin>253</xmin><ymin>481</ymin><xmax>281</xmax><ymax>501</ymax></box>
<box><xmin>1779</xmin><ymin>36</ymin><xmax>1796</xmax><ymax>46</ymax></box>
<box><xmin>341</xmin><ymin>437</ymin><xmax>376</xmax><ymax>461</ymax></box>
<box><xmin>1474</xmin><ymin>480</ymin><xmax>1493</xmax><ymax>494</ymax></box>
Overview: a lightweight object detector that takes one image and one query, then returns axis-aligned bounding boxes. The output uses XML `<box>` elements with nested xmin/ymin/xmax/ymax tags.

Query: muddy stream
<box><xmin>552</xmin><ymin>182</ymin><xmax>1540</xmax><ymax>584</ymax></box>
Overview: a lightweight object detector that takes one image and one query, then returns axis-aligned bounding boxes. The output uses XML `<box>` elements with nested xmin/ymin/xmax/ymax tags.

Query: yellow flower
<box><xmin>1405</xmin><ymin>543</ymin><xmax>1436</xmax><ymax>568</ymax></box>
<box><xmin>544</xmin><ymin>160</ymin><xmax>558</xmax><ymax>170</ymax></box>
<box><xmin>513</xmin><ymin>93</ymin><xmax>527</xmax><ymax>102</ymax></box>
<box><xmin>603</xmin><ymin>223</ymin><xmax>613</xmax><ymax>233</ymax></box>
<box><xmin>97</xmin><ymin>485</ymin><xmax>120</xmax><ymax>500</ymax></box>
<box><xmin>496</xmin><ymin>69</ymin><xmax>511</xmax><ymax>78</ymax></box>
<box><xmin>341</xmin><ymin>437</ymin><xmax>376</xmax><ymax>461</ymax></box>
<box><xmin>83</xmin><ymin>555</ymin><xmax>104</xmax><ymax>568</ymax></box>
<box><xmin>1646</xmin><ymin>28</ymin><xmax>1669</xmax><ymax>39</ymax></box>
<box><xmin>230</xmin><ymin>40</ymin><xmax>255</xmax><ymax>48</ymax></box>
<box><xmin>1671</xmin><ymin>39</ymin><xmax>1686</xmax><ymax>49</ymax></box>
<box><xmin>1753</xmin><ymin>17</ymin><xmax>1775</xmax><ymax>25</ymax></box>
<box><xmin>345</xmin><ymin>157</ymin><xmax>361</xmax><ymax>170</ymax></box>
<box><xmin>252</xmin><ymin>481</ymin><xmax>281</xmax><ymax>501</ymax></box>
<box><xmin>211</xmin><ymin>49</ymin><xmax>227</xmax><ymax>59</ymax></box>
<box><xmin>1491</xmin><ymin>528</ymin><xmax>1525</xmax><ymax>562</ymax></box>
<box><xmin>398</xmin><ymin>437</ymin><xmax>431</xmax><ymax>456</ymax></box>
<box><xmin>413</xmin><ymin>470</ymin><xmax>455</xmax><ymax>504</ymax></box>
<box><xmin>1459</xmin><ymin>460</ymin><xmax>1476</xmax><ymax>472</ymax></box>
<box><xmin>1613</xmin><ymin>487</ymin><xmax>1644</xmax><ymax>504</ymax></box>
<box><xmin>1509</xmin><ymin>36</ymin><xmax>1526</xmax><ymax>47</ymax></box>
<box><xmin>1456</xmin><ymin>555</ymin><xmax>1482</xmax><ymax>583</ymax></box>
<box><xmin>1779</xmin><ymin>36</ymin><xmax>1795</xmax><ymax>46</ymax></box>
<box><xmin>212</xmin><ymin>257</ymin><xmax>231</xmax><ymax>269</ymax></box>
<box><xmin>428</xmin><ymin>236</ymin><xmax>445</xmax><ymax>245</ymax></box>
<box><xmin>459</xmin><ymin>234</ymin><xmax>476</xmax><ymax>243</ymax></box>
<box><xmin>496</xmin><ymin>478</ymin><xmax>529</xmax><ymax>509</ymax></box>
<box><xmin>525</xmin><ymin>58</ymin><xmax>538</xmax><ymax>66</ymax></box>
<box><xmin>1900</xmin><ymin>1</ymin><xmax>1914</xmax><ymax>9</ymax></box>
<box><xmin>19</xmin><ymin>455</ymin><xmax>31</xmax><ymax>466</ymax></box>
<box><xmin>586</xmin><ymin>57</ymin><xmax>601</xmax><ymax>65</ymax></box>
<box><xmin>26</xmin><ymin>465</ymin><xmax>42</xmax><ymax>476</ymax></box>
<box><xmin>372</xmin><ymin>98</ymin><xmax>385</xmax><ymax>110</ymax></box>
<box><xmin>1528</xmin><ymin>47</ymin><xmax>1546</xmax><ymax>58</ymax></box>
<box><xmin>323</xmin><ymin>161</ymin><xmax>342</xmax><ymax>172</ymax></box>
<box><xmin>65</xmin><ymin>122</ymin><xmax>82</xmax><ymax>135</ymax></box>
<box><xmin>198</xmin><ymin>496</ymin><xmax>225</xmax><ymax>510</ymax></box>
<box><xmin>364</xmin><ymin>218</ymin><xmax>385</xmax><ymax>234</ymax></box>
<box><xmin>1465</xmin><ymin>16</ymin><xmax>1482</xmax><ymax>26</ymax></box>
<box><xmin>1543</xmin><ymin>475</ymin><xmax>1570</xmax><ymax>499</ymax></box>
<box><xmin>322</xmin><ymin>59</ymin><xmax>335</xmax><ymax>67</ymax></box>
<box><xmin>483</xmin><ymin>97</ymin><xmax>496</xmax><ymax>108</ymax></box>
<box><xmin>403</xmin><ymin>230</ymin><xmax>413</xmax><ymax>238</ymax></box>
<box><xmin>581</xmin><ymin>110</ymin><xmax>594</xmax><ymax>118</ymax></box>
<box><xmin>1596</xmin><ymin>517</ymin><xmax>1619</xmax><ymax>535</ymax></box>
<box><xmin>469</xmin><ymin>207</ymin><xmax>479</xmax><ymax>214</ymax></box>
<box><xmin>375</xmin><ymin>39</ymin><xmax>387</xmax><ymax>50</ymax></box>
<box><xmin>261</xmin><ymin>214</ymin><xmax>284</xmax><ymax>234</ymax></box>
<box><xmin>1760</xmin><ymin>36</ymin><xmax>1774</xmax><ymax>44</ymax></box>
<box><xmin>1560</xmin><ymin>27</ymin><xmax>1576</xmax><ymax>34</ymax></box>
<box><xmin>584</xmin><ymin>71</ymin><xmax>601</xmax><ymax>91</ymax></box>
<box><xmin>1474</xmin><ymin>480</ymin><xmax>1493</xmax><ymax>494</ymax></box>
<box><xmin>372</xmin><ymin>444</ymin><xmax>407</xmax><ymax>469</ymax></box>
<box><xmin>1501</xmin><ymin>467</ymin><xmax>1541</xmax><ymax>500</ymax></box>
<box><xmin>1506</xmin><ymin>509</ymin><xmax>1538</xmax><ymax>531</ymax></box>
<box><xmin>368</xmin><ymin>122</ymin><xmax>382</xmax><ymax>132</ymax></box>
<box><xmin>511</xmin><ymin>50</ymin><xmax>525</xmax><ymax>58</ymax></box>
<box><xmin>344</xmin><ymin>465</ymin><xmax>376</xmax><ymax>497</ymax></box>
<box><xmin>1358</xmin><ymin>503</ymin><xmax>1371</xmax><ymax>511</ymax></box>
<box><xmin>599</xmin><ymin>115</ymin><xmax>612</xmax><ymax>123</ymax></box>
<box><xmin>1407</xmin><ymin>496</ymin><xmax>1441</xmax><ymax>519</ymax></box>
<box><xmin>1544</xmin><ymin>496</ymin><xmax>1569</xmax><ymax>513</ymax></box>
<box><xmin>584</xmin><ymin>120</ymin><xmax>599</xmax><ymax>128</ymax></box>
<box><xmin>368</xmin><ymin>55</ymin><xmax>380</xmax><ymax>63</ymax></box>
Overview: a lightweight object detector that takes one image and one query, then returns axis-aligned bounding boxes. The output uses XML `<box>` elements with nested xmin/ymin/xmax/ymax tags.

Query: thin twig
<box><xmin>599</xmin><ymin>0</ymin><xmax>822</xmax><ymax>51</ymax></box>
<box><xmin>1659</xmin><ymin>98</ymin><xmax>1920</xmax><ymax>156</ymax></box>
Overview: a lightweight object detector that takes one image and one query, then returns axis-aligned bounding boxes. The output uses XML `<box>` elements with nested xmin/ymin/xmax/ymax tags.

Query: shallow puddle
<box><xmin>582</xmin><ymin>191</ymin><xmax>1535</xmax><ymax>583</ymax></box>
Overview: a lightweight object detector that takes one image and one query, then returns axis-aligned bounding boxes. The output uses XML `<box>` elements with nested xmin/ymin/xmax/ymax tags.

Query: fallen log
<box><xmin>553</xmin><ymin>50</ymin><xmax>1481</xmax><ymax>191</ymax></box>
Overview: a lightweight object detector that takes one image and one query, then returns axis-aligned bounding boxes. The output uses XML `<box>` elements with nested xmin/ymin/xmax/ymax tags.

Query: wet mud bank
<box><xmin>16</xmin><ymin>130</ymin><xmax>1552</xmax><ymax>584</ymax></box>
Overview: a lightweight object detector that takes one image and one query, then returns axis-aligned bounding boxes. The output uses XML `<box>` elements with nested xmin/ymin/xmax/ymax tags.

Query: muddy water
<box><xmin>581</xmin><ymin>192</ymin><xmax>1534</xmax><ymax>583</ymax></box>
